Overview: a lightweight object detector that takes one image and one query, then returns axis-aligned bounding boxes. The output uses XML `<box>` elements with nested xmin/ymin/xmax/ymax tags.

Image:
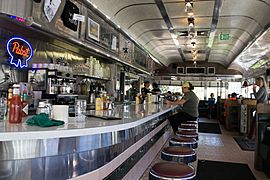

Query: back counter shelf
<box><xmin>0</xmin><ymin>103</ymin><xmax>180</xmax><ymax>180</ymax></box>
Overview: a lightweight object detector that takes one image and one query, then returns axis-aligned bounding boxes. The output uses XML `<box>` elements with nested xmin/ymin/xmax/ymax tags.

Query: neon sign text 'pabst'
<box><xmin>6</xmin><ymin>37</ymin><xmax>33</xmax><ymax>69</ymax></box>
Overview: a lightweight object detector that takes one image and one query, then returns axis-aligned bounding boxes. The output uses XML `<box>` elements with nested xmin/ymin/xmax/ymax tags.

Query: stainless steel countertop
<box><xmin>0</xmin><ymin>103</ymin><xmax>179</xmax><ymax>141</ymax></box>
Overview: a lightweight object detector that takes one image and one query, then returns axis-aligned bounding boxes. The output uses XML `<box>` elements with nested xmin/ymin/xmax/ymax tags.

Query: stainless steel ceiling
<box><xmin>89</xmin><ymin>0</ymin><xmax>270</xmax><ymax>74</ymax></box>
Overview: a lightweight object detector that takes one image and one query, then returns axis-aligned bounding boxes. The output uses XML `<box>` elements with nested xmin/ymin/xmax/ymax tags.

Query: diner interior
<box><xmin>0</xmin><ymin>0</ymin><xmax>270</xmax><ymax>179</ymax></box>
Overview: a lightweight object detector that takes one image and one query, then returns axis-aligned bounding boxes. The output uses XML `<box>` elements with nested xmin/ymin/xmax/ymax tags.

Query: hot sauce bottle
<box><xmin>8</xmin><ymin>84</ymin><xmax>22</xmax><ymax>123</ymax></box>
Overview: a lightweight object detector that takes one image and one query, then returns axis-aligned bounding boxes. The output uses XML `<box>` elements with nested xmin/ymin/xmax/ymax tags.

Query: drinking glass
<box><xmin>0</xmin><ymin>97</ymin><xmax>6</xmax><ymax>121</ymax></box>
<box><xmin>75</xmin><ymin>99</ymin><xmax>87</xmax><ymax>116</ymax></box>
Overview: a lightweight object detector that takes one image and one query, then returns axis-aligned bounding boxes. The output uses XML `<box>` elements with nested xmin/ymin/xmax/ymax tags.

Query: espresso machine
<box><xmin>46</xmin><ymin>69</ymin><xmax>76</xmax><ymax>95</ymax></box>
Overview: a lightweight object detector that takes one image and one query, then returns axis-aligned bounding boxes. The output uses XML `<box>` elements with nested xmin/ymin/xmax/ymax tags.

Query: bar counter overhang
<box><xmin>0</xmin><ymin>103</ymin><xmax>180</xmax><ymax>180</ymax></box>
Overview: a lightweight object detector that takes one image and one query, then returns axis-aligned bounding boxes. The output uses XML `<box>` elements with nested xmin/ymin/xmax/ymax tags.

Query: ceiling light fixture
<box><xmin>192</xmin><ymin>49</ymin><xmax>197</xmax><ymax>55</ymax></box>
<box><xmin>185</xmin><ymin>1</ymin><xmax>193</xmax><ymax>16</ymax></box>
<box><xmin>172</xmin><ymin>33</ymin><xmax>178</xmax><ymax>39</ymax></box>
<box><xmin>188</xmin><ymin>17</ymin><xmax>196</xmax><ymax>38</ymax></box>
<box><xmin>191</xmin><ymin>38</ymin><xmax>196</xmax><ymax>48</ymax></box>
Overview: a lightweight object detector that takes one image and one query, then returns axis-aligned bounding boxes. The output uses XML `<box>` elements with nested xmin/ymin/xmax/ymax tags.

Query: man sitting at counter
<box><xmin>167</xmin><ymin>81</ymin><xmax>199</xmax><ymax>134</ymax></box>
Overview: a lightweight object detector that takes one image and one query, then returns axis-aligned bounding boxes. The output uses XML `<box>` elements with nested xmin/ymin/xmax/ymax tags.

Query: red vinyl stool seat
<box><xmin>149</xmin><ymin>162</ymin><xmax>195</xmax><ymax>180</ymax></box>
<box><xmin>176</xmin><ymin>130</ymin><xmax>199</xmax><ymax>140</ymax></box>
<box><xmin>169</xmin><ymin>136</ymin><xmax>198</xmax><ymax>149</ymax></box>
<box><xmin>161</xmin><ymin>146</ymin><xmax>196</xmax><ymax>164</ymax></box>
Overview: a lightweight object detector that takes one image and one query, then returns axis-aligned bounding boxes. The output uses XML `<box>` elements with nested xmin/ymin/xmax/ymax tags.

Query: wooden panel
<box><xmin>257</xmin><ymin>103</ymin><xmax>270</xmax><ymax>114</ymax></box>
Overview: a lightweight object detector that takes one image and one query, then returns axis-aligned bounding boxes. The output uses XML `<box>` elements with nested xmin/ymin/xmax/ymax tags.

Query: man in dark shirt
<box><xmin>141</xmin><ymin>81</ymin><xmax>150</xmax><ymax>103</ymax></box>
<box><xmin>151</xmin><ymin>82</ymin><xmax>161</xmax><ymax>95</ymax></box>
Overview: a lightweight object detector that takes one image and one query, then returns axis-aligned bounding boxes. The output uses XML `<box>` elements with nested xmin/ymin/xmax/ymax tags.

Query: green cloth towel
<box><xmin>26</xmin><ymin>113</ymin><xmax>65</xmax><ymax>127</ymax></box>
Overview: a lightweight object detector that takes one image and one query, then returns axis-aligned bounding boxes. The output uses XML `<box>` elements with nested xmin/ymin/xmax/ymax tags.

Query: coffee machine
<box><xmin>46</xmin><ymin>69</ymin><xmax>76</xmax><ymax>95</ymax></box>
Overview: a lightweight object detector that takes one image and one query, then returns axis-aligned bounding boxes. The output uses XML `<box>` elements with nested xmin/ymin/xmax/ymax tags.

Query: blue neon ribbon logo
<box><xmin>6</xmin><ymin>37</ymin><xmax>33</xmax><ymax>69</ymax></box>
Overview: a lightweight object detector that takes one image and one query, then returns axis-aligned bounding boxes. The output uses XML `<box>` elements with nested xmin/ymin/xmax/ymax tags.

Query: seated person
<box><xmin>224</xmin><ymin>92</ymin><xmax>237</xmax><ymax>117</ymax></box>
<box><xmin>167</xmin><ymin>81</ymin><xmax>199</xmax><ymax>134</ymax></box>
<box><xmin>208</xmin><ymin>93</ymin><xmax>216</xmax><ymax>118</ymax></box>
<box><xmin>208</xmin><ymin>93</ymin><xmax>215</xmax><ymax>105</ymax></box>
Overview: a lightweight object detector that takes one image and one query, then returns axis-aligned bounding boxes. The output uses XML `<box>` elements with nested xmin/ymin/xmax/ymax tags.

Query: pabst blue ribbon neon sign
<box><xmin>6</xmin><ymin>37</ymin><xmax>33</xmax><ymax>69</ymax></box>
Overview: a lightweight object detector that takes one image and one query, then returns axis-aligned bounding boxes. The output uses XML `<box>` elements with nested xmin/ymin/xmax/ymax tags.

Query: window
<box><xmin>193</xmin><ymin>87</ymin><xmax>204</xmax><ymax>100</ymax></box>
<box><xmin>228</xmin><ymin>82</ymin><xmax>242</xmax><ymax>96</ymax></box>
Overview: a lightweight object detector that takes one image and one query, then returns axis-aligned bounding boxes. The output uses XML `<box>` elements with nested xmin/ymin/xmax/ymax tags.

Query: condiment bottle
<box><xmin>135</xmin><ymin>94</ymin><xmax>140</xmax><ymax>104</ymax></box>
<box><xmin>21</xmin><ymin>90</ymin><xmax>28</xmax><ymax>117</ymax></box>
<box><xmin>8</xmin><ymin>84</ymin><xmax>22</xmax><ymax>123</ymax></box>
<box><xmin>95</xmin><ymin>95</ymin><xmax>101</xmax><ymax>110</ymax></box>
<box><xmin>7</xmin><ymin>86</ymin><xmax>13</xmax><ymax>109</ymax></box>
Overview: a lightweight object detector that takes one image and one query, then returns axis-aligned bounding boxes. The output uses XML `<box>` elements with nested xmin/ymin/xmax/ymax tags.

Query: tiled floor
<box><xmin>140</xmin><ymin>117</ymin><xmax>269</xmax><ymax>180</ymax></box>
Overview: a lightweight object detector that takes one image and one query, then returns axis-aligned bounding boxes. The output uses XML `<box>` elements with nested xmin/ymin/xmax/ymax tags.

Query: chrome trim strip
<box><xmin>161</xmin><ymin>151</ymin><xmax>196</xmax><ymax>158</ymax></box>
<box><xmin>169</xmin><ymin>140</ymin><xmax>197</xmax><ymax>145</ymax></box>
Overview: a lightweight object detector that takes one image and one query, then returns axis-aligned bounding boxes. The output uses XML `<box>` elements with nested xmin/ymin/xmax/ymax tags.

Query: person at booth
<box><xmin>248</xmin><ymin>77</ymin><xmax>268</xmax><ymax>139</ymax></box>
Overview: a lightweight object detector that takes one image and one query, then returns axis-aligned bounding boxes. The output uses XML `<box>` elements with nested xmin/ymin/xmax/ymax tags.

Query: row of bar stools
<box><xmin>149</xmin><ymin>119</ymin><xmax>199</xmax><ymax>179</ymax></box>
<box><xmin>176</xmin><ymin>120</ymin><xmax>199</xmax><ymax>141</ymax></box>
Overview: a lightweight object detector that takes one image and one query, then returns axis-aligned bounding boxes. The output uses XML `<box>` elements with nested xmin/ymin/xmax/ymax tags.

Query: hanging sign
<box><xmin>44</xmin><ymin>0</ymin><xmax>61</xmax><ymax>22</ymax></box>
<box><xmin>6</xmin><ymin>37</ymin><xmax>33</xmax><ymax>69</ymax></box>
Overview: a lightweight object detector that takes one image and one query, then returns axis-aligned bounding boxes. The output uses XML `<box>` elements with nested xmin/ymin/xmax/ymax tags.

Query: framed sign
<box><xmin>88</xmin><ymin>18</ymin><xmax>100</xmax><ymax>41</ymax></box>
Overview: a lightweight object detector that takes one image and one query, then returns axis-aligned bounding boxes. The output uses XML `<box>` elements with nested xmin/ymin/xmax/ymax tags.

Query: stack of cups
<box><xmin>52</xmin><ymin>105</ymin><xmax>69</xmax><ymax>123</ymax></box>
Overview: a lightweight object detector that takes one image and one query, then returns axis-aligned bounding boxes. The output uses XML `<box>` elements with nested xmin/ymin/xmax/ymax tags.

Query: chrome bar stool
<box><xmin>182</xmin><ymin>120</ymin><xmax>198</xmax><ymax>126</ymax></box>
<box><xmin>161</xmin><ymin>146</ymin><xmax>196</xmax><ymax>164</ymax></box>
<box><xmin>149</xmin><ymin>162</ymin><xmax>196</xmax><ymax>180</ymax></box>
<box><xmin>178</xmin><ymin>125</ymin><xmax>197</xmax><ymax>131</ymax></box>
<box><xmin>169</xmin><ymin>136</ymin><xmax>198</xmax><ymax>149</ymax></box>
<box><xmin>176</xmin><ymin>130</ymin><xmax>199</xmax><ymax>140</ymax></box>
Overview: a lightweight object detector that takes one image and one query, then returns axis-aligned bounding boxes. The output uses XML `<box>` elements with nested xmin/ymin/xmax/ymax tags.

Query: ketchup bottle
<box><xmin>8</xmin><ymin>84</ymin><xmax>22</xmax><ymax>123</ymax></box>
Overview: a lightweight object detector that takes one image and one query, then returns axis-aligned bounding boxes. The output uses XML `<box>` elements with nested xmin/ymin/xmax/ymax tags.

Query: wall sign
<box><xmin>6</xmin><ymin>37</ymin><xmax>33</xmax><ymax>69</ymax></box>
<box><xmin>87</xmin><ymin>18</ymin><xmax>100</xmax><ymax>41</ymax></box>
<box><xmin>44</xmin><ymin>0</ymin><xmax>61</xmax><ymax>22</ymax></box>
<box><xmin>60</xmin><ymin>0</ymin><xmax>79</xmax><ymax>31</ymax></box>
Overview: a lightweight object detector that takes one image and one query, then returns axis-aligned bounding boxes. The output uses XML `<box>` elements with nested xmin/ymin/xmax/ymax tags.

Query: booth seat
<box><xmin>225</xmin><ymin>100</ymin><xmax>241</xmax><ymax>130</ymax></box>
<box><xmin>256</xmin><ymin>113</ymin><xmax>270</xmax><ymax>177</ymax></box>
<box><xmin>198</xmin><ymin>100</ymin><xmax>209</xmax><ymax>117</ymax></box>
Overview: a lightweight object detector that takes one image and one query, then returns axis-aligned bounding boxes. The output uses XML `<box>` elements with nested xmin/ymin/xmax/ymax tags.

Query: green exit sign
<box><xmin>220</xmin><ymin>33</ymin><xmax>230</xmax><ymax>40</ymax></box>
